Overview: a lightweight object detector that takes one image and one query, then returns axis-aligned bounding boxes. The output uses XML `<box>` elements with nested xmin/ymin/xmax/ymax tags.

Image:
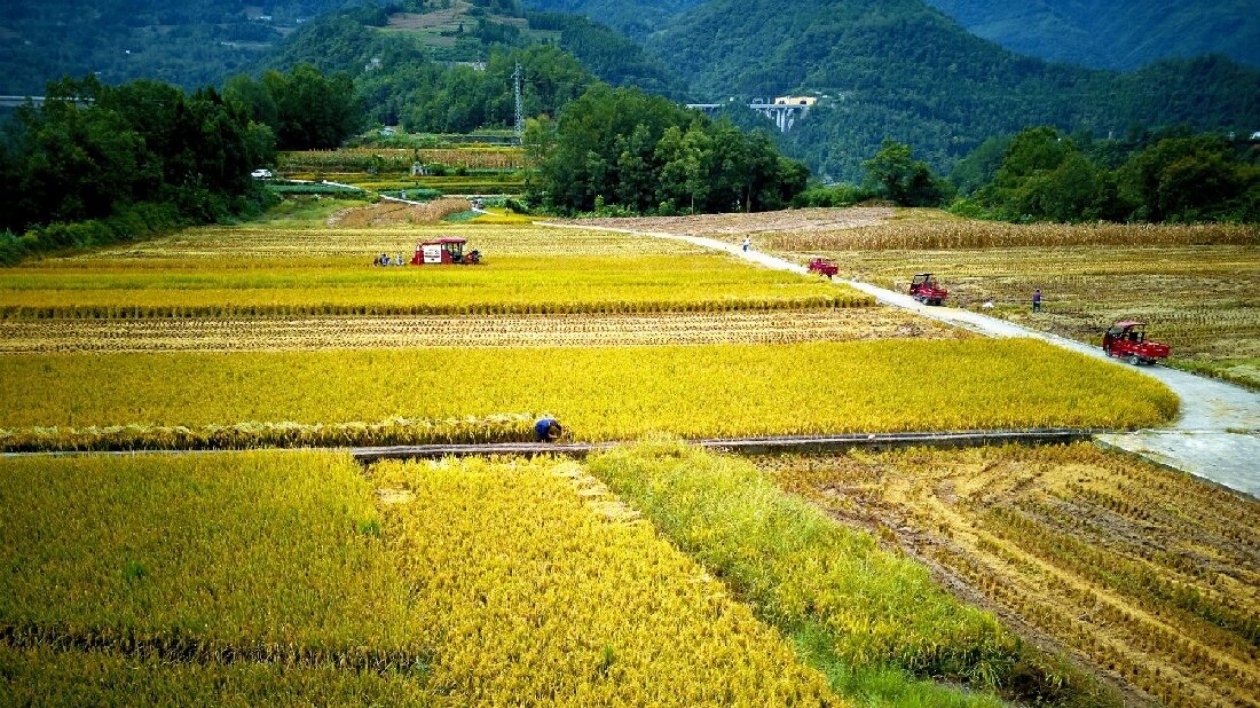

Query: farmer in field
<box><xmin>1033</xmin><ymin>288</ymin><xmax>1042</xmax><ymax>313</ymax></box>
<box><xmin>534</xmin><ymin>417</ymin><xmax>563</xmax><ymax>442</ymax></box>
<box><xmin>742</xmin><ymin>236</ymin><xmax>751</xmax><ymax>252</ymax></box>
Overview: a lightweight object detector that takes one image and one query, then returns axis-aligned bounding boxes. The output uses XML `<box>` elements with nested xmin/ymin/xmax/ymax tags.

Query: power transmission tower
<box><xmin>513</xmin><ymin>61</ymin><xmax>524</xmax><ymax>142</ymax></box>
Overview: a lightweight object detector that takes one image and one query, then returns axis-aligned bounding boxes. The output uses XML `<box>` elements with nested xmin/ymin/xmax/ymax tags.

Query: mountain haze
<box><xmin>923</xmin><ymin>0</ymin><xmax>1260</xmax><ymax>71</ymax></box>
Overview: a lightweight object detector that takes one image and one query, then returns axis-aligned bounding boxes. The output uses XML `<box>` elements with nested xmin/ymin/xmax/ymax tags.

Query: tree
<box><xmin>227</xmin><ymin>64</ymin><xmax>364</xmax><ymax>150</ymax></box>
<box><xmin>528</xmin><ymin>84</ymin><xmax>807</xmax><ymax>214</ymax></box>
<box><xmin>1118</xmin><ymin>135</ymin><xmax>1255</xmax><ymax>222</ymax></box>
<box><xmin>862</xmin><ymin>139</ymin><xmax>948</xmax><ymax>207</ymax></box>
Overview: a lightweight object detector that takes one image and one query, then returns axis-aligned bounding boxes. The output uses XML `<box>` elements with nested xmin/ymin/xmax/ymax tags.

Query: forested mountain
<box><xmin>923</xmin><ymin>0</ymin><xmax>1260</xmax><ymax>71</ymax></box>
<box><xmin>0</xmin><ymin>0</ymin><xmax>356</xmax><ymax>95</ymax></box>
<box><xmin>263</xmin><ymin>4</ymin><xmax>681</xmax><ymax>131</ymax></box>
<box><xmin>647</xmin><ymin>0</ymin><xmax>1260</xmax><ymax>181</ymax></box>
<box><xmin>521</xmin><ymin>0</ymin><xmax>701</xmax><ymax>40</ymax></box>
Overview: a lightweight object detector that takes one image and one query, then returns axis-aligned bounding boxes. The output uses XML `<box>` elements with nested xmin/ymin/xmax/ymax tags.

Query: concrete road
<box><xmin>548</xmin><ymin>223</ymin><xmax>1260</xmax><ymax>497</ymax></box>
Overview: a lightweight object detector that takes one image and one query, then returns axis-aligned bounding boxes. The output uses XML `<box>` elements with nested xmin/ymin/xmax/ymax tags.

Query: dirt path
<box><xmin>545</xmin><ymin>222</ymin><xmax>1260</xmax><ymax>497</ymax></box>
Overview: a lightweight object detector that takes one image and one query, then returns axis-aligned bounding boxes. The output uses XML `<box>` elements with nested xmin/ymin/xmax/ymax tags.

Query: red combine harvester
<box><xmin>807</xmin><ymin>258</ymin><xmax>839</xmax><ymax>278</ymax></box>
<box><xmin>410</xmin><ymin>237</ymin><xmax>481</xmax><ymax>265</ymax></box>
<box><xmin>909</xmin><ymin>273</ymin><xmax>948</xmax><ymax>305</ymax></box>
<box><xmin>1102</xmin><ymin>320</ymin><xmax>1170</xmax><ymax>366</ymax></box>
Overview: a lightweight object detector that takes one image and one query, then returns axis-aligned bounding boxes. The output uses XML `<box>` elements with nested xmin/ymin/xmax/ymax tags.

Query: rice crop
<box><xmin>0</xmin><ymin>339</ymin><xmax>1178</xmax><ymax>451</ymax></box>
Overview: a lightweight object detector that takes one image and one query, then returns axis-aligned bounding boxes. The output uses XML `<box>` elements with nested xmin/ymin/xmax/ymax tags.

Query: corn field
<box><xmin>761</xmin><ymin>220</ymin><xmax>1260</xmax><ymax>252</ymax></box>
<box><xmin>277</xmin><ymin>147</ymin><xmax>528</xmax><ymax>172</ymax></box>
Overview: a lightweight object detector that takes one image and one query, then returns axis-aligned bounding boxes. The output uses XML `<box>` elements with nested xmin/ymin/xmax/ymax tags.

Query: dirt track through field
<box><xmin>543</xmin><ymin>220</ymin><xmax>1260</xmax><ymax>497</ymax></box>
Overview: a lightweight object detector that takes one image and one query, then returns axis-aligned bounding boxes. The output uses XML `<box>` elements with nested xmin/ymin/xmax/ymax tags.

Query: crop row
<box><xmin>0</xmin><ymin>414</ymin><xmax>534</xmax><ymax>452</ymax></box>
<box><xmin>0</xmin><ymin>340</ymin><xmax>1178</xmax><ymax>450</ymax></box>
<box><xmin>585</xmin><ymin>442</ymin><xmax>1014</xmax><ymax>706</ymax></box>
<box><xmin>0</xmin><ymin>644</ymin><xmax>438</xmax><ymax>706</ymax></box>
<box><xmin>0</xmin><ymin>293</ymin><xmax>865</xmax><ymax>321</ymax></box>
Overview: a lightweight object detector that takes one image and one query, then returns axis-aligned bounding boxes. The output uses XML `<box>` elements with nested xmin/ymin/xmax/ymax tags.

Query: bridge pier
<box><xmin>685</xmin><ymin>102</ymin><xmax>810</xmax><ymax>133</ymax></box>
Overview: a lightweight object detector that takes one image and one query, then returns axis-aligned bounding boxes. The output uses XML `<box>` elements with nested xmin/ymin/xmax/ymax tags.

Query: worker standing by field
<box><xmin>742</xmin><ymin>236</ymin><xmax>751</xmax><ymax>252</ymax></box>
<box><xmin>1033</xmin><ymin>288</ymin><xmax>1042</xmax><ymax>313</ymax></box>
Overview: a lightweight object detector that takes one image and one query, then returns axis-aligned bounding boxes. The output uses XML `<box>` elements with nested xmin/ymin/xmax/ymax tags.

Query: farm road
<box><xmin>545</xmin><ymin>222</ymin><xmax>1260</xmax><ymax>497</ymax></box>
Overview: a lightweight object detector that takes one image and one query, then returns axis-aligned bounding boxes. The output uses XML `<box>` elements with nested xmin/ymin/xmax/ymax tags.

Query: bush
<box><xmin>793</xmin><ymin>183</ymin><xmax>874</xmax><ymax>208</ymax></box>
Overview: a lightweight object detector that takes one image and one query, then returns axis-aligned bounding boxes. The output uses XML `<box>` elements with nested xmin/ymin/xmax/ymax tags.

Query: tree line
<box><xmin>804</xmin><ymin>127</ymin><xmax>1260</xmax><ymax>224</ymax></box>
<box><xmin>0</xmin><ymin>63</ymin><xmax>366</xmax><ymax>265</ymax></box>
<box><xmin>525</xmin><ymin>85</ymin><xmax>808</xmax><ymax>215</ymax></box>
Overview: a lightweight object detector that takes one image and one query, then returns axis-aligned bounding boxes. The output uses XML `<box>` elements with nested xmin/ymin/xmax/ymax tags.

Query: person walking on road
<box><xmin>742</xmin><ymin>236</ymin><xmax>751</xmax><ymax>252</ymax></box>
<box><xmin>1032</xmin><ymin>288</ymin><xmax>1042</xmax><ymax>313</ymax></box>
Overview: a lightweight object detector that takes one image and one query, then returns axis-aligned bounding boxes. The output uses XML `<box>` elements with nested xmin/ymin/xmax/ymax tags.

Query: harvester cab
<box><xmin>910</xmin><ymin>273</ymin><xmax>948</xmax><ymax>306</ymax></box>
<box><xmin>410</xmin><ymin>237</ymin><xmax>482</xmax><ymax>266</ymax></box>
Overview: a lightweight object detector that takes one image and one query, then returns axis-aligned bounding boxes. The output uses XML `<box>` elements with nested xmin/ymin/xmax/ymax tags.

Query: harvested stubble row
<box><xmin>0</xmin><ymin>309</ymin><xmax>963</xmax><ymax>354</ymax></box>
<box><xmin>0</xmin><ymin>340</ymin><xmax>1177</xmax><ymax>451</ymax></box>
<box><xmin>0</xmin><ymin>293</ymin><xmax>867</xmax><ymax>320</ymax></box>
<box><xmin>763</xmin><ymin>444</ymin><xmax>1260</xmax><ymax>708</ymax></box>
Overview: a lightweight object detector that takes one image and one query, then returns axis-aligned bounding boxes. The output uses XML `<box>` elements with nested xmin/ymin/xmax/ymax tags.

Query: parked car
<box><xmin>250</xmin><ymin>168</ymin><xmax>273</xmax><ymax>179</ymax></box>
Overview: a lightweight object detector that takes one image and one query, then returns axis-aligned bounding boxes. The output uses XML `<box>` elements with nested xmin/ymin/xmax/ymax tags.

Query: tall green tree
<box><xmin>862</xmin><ymin>139</ymin><xmax>949</xmax><ymax>207</ymax></box>
<box><xmin>227</xmin><ymin>64</ymin><xmax>363</xmax><ymax>150</ymax></box>
<box><xmin>1118</xmin><ymin>135</ymin><xmax>1257</xmax><ymax>222</ymax></box>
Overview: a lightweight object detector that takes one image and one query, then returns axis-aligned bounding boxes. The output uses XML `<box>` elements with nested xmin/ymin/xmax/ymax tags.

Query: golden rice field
<box><xmin>372</xmin><ymin>456</ymin><xmax>839</xmax><ymax>705</ymax></box>
<box><xmin>0</xmin><ymin>340</ymin><xmax>1178</xmax><ymax>451</ymax></box>
<box><xmin>327</xmin><ymin>198</ymin><xmax>473</xmax><ymax>227</ymax></box>
<box><xmin>763</xmin><ymin>444</ymin><xmax>1260</xmax><ymax>708</ymax></box>
<box><xmin>0</xmin><ymin>308</ymin><xmax>964</xmax><ymax>353</ymax></box>
<box><xmin>1</xmin><ymin>222</ymin><xmax>872</xmax><ymax>319</ymax></box>
<box><xmin>0</xmin><ymin>451</ymin><xmax>841</xmax><ymax>706</ymax></box>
